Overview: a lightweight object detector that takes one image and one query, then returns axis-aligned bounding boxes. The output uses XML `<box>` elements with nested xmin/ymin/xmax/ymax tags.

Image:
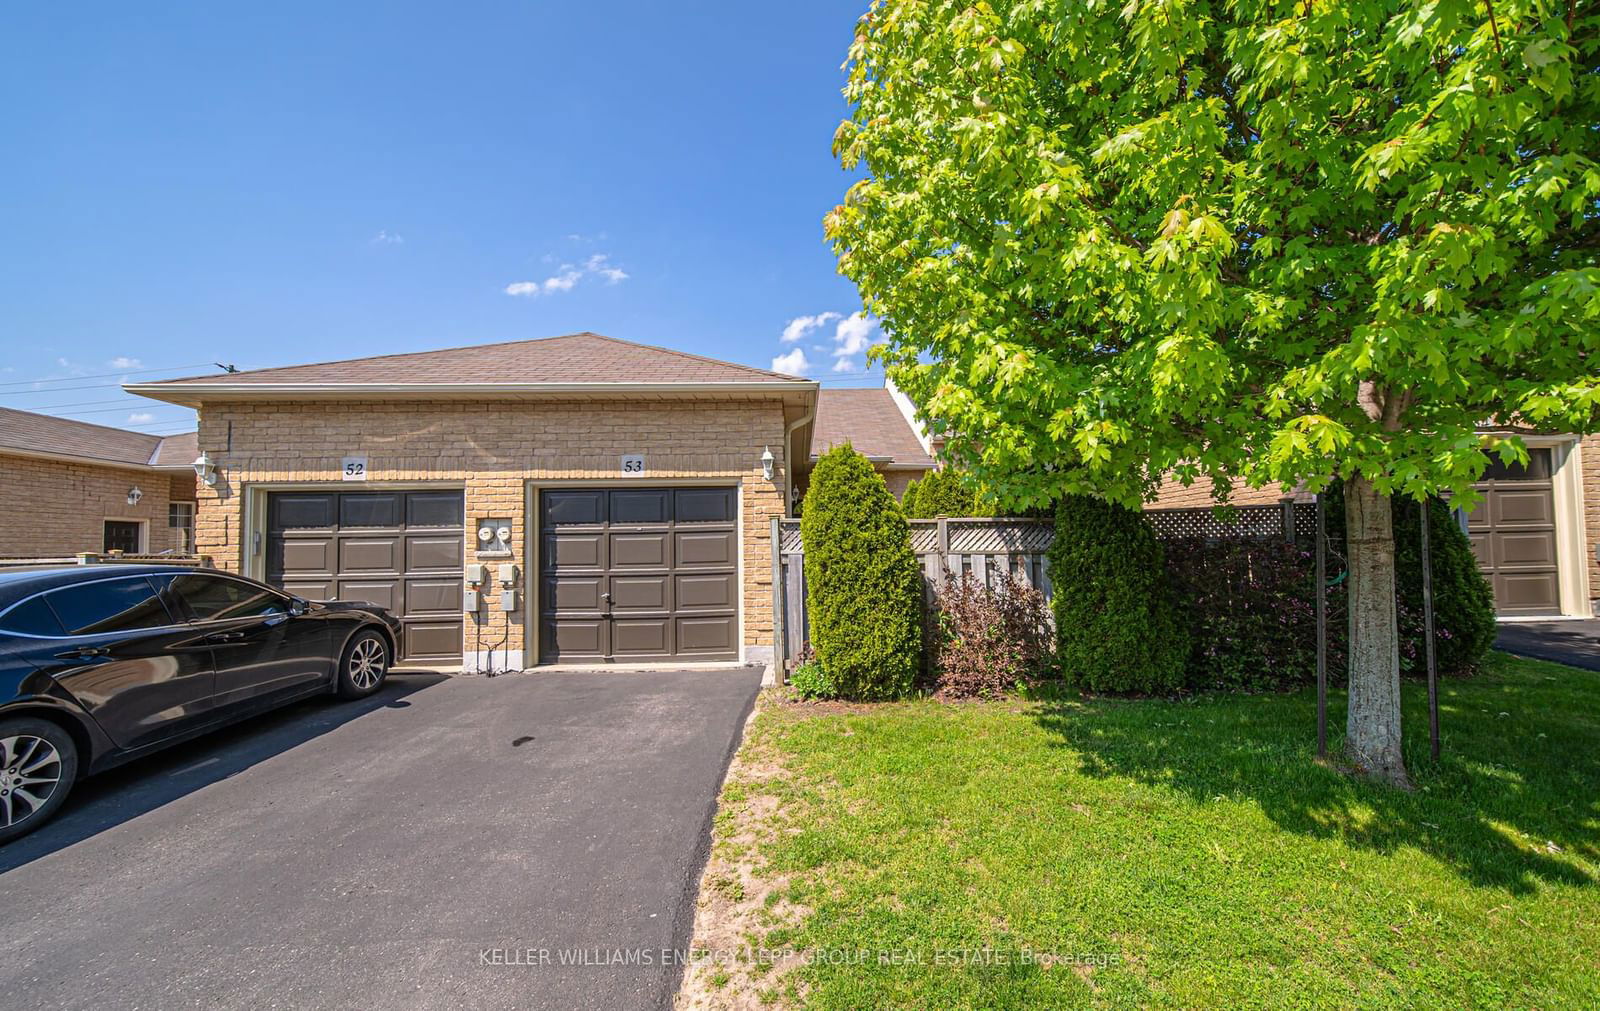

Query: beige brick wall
<box><xmin>0</xmin><ymin>452</ymin><xmax>189</xmax><ymax>556</ymax></box>
<box><xmin>192</xmin><ymin>398</ymin><xmax>791</xmax><ymax>666</ymax></box>
<box><xmin>879</xmin><ymin>468</ymin><xmax>923</xmax><ymax>500</ymax></box>
<box><xmin>1148</xmin><ymin>475</ymin><xmax>1300</xmax><ymax>509</ymax></box>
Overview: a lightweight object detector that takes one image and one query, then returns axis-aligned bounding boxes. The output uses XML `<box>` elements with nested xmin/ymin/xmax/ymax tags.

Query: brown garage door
<box><xmin>540</xmin><ymin>487</ymin><xmax>738</xmax><ymax>663</ymax></box>
<box><xmin>266</xmin><ymin>490</ymin><xmax>464</xmax><ymax>662</ymax></box>
<box><xmin>1466</xmin><ymin>448</ymin><xmax>1560</xmax><ymax>616</ymax></box>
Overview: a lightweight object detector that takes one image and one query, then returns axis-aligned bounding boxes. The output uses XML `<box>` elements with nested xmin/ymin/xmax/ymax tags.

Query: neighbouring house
<box><xmin>127</xmin><ymin>333</ymin><xmax>819</xmax><ymax>671</ymax></box>
<box><xmin>1149</xmin><ymin>431</ymin><xmax>1600</xmax><ymax>620</ymax></box>
<box><xmin>804</xmin><ymin>385</ymin><xmax>937</xmax><ymax>501</ymax></box>
<box><xmin>0</xmin><ymin>406</ymin><xmax>198</xmax><ymax>558</ymax></box>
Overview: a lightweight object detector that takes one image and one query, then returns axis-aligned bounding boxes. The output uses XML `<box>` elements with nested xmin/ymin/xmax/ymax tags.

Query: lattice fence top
<box><xmin>1143</xmin><ymin>503</ymin><xmax>1312</xmax><ymax>542</ymax></box>
<box><xmin>782</xmin><ymin>503</ymin><xmax>1309</xmax><ymax>553</ymax></box>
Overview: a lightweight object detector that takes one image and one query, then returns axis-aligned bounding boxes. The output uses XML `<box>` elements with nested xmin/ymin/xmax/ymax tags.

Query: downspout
<box><xmin>783</xmin><ymin>395</ymin><xmax>817</xmax><ymax>518</ymax></box>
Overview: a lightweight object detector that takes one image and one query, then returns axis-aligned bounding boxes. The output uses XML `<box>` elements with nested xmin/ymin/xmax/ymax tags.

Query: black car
<box><xmin>0</xmin><ymin>565</ymin><xmax>403</xmax><ymax>843</ymax></box>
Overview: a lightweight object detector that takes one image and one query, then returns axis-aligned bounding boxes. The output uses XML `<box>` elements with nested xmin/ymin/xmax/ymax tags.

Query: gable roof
<box><xmin>0</xmin><ymin>406</ymin><xmax>196</xmax><ymax>470</ymax></box>
<box><xmin>810</xmin><ymin>388</ymin><xmax>936</xmax><ymax>469</ymax></box>
<box><xmin>127</xmin><ymin>333</ymin><xmax>816</xmax><ymax>405</ymax></box>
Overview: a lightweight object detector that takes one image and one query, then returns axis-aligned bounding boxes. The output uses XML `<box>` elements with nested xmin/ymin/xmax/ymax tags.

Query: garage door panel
<box><xmin>407</xmin><ymin>491</ymin><xmax>463</xmax><ymax>528</ymax></box>
<box><xmin>405</xmin><ymin>534</ymin><xmax>463</xmax><ymax>572</ymax></box>
<box><xmin>405</xmin><ymin>622</ymin><xmax>465</xmax><ymax>662</ymax></box>
<box><xmin>676</xmin><ymin>617</ymin><xmax>736</xmax><ymax>656</ymax></box>
<box><xmin>545</xmin><ymin>575</ymin><xmax>604</xmax><ymax>612</ymax></box>
<box><xmin>339</xmin><ymin>580</ymin><xmax>398</xmax><ymax>611</ymax></box>
<box><xmin>280</xmin><ymin>578</ymin><xmax>334</xmax><ymax>600</ymax></box>
<box><xmin>1498</xmin><ymin>573</ymin><xmax>1561</xmax><ymax>613</ymax></box>
<box><xmin>272</xmin><ymin>494</ymin><xmax>335</xmax><ymax>529</ymax></box>
<box><xmin>676</xmin><ymin>573</ymin><xmax>733</xmax><ymax>610</ymax></box>
<box><xmin>406</xmin><ymin>578</ymin><xmax>461</xmax><ymax>615</ymax></box>
<box><xmin>611</xmin><ymin>575</ymin><xmax>669</xmax><ymax>611</ymax></box>
<box><xmin>675</xmin><ymin>488</ymin><xmax>734</xmax><ymax>523</ymax></box>
<box><xmin>612</xmin><ymin>619</ymin><xmax>671</xmax><ymax>656</ymax></box>
<box><xmin>676</xmin><ymin>531</ymin><xmax>734</xmax><ymax>567</ymax></box>
<box><xmin>544</xmin><ymin>619</ymin><xmax>606</xmax><ymax>658</ymax></box>
<box><xmin>1497</xmin><ymin>532</ymin><xmax>1557</xmax><ymax>567</ymax></box>
<box><xmin>340</xmin><ymin>538</ymin><xmax>398</xmax><ymax>574</ymax></box>
<box><xmin>268</xmin><ymin>490</ymin><xmax>463</xmax><ymax>664</ymax></box>
<box><xmin>1471</xmin><ymin>477</ymin><xmax>1560</xmax><ymax>617</ymax></box>
<box><xmin>1468</xmin><ymin>533</ymin><xmax>1492</xmax><ymax>567</ymax></box>
<box><xmin>339</xmin><ymin>493</ymin><xmax>400</xmax><ymax>528</ymax></box>
<box><xmin>276</xmin><ymin>537</ymin><xmax>333</xmax><ymax>575</ymax></box>
<box><xmin>612</xmin><ymin>533</ymin><xmax>668</xmax><ymax>568</ymax></box>
<box><xmin>543</xmin><ymin>490</ymin><xmax>606</xmax><ymax>526</ymax></box>
<box><xmin>545</xmin><ymin>533</ymin><xmax>604</xmax><ymax>570</ymax></box>
<box><xmin>1494</xmin><ymin>491</ymin><xmax>1555</xmax><ymax>525</ymax></box>
<box><xmin>610</xmin><ymin>489</ymin><xmax>670</xmax><ymax>525</ymax></box>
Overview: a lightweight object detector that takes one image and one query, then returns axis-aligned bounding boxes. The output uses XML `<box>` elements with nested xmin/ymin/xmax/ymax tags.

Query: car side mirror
<box><xmin>288</xmin><ymin>597</ymin><xmax>310</xmax><ymax>616</ymax></box>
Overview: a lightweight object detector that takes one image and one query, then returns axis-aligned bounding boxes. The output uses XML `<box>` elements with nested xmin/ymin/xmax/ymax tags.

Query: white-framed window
<box><xmin>168</xmin><ymin>502</ymin><xmax>195</xmax><ymax>554</ymax></box>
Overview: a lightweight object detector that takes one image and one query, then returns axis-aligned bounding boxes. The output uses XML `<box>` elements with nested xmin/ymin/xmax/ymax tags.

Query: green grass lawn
<box><xmin>715</xmin><ymin>653</ymin><xmax>1600</xmax><ymax>1009</ymax></box>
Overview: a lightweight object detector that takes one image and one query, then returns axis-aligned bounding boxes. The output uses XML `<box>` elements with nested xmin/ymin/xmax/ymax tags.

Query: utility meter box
<box><xmin>463</xmin><ymin>588</ymin><xmax>481</xmax><ymax>612</ymax></box>
<box><xmin>497</xmin><ymin>563</ymin><xmax>519</xmax><ymax>587</ymax></box>
<box><xmin>465</xmin><ymin>563</ymin><xmax>488</xmax><ymax>586</ymax></box>
<box><xmin>497</xmin><ymin>589</ymin><xmax>519</xmax><ymax>611</ymax></box>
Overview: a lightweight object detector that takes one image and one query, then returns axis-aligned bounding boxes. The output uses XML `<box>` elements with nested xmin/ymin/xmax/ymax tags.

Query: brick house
<box><xmin>0</xmin><ymin>407</ymin><xmax>197</xmax><ymax>558</ymax></box>
<box><xmin>128</xmin><ymin>334</ymin><xmax>819</xmax><ymax>671</ymax></box>
<box><xmin>806</xmin><ymin>386</ymin><xmax>937</xmax><ymax>501</ymax></box>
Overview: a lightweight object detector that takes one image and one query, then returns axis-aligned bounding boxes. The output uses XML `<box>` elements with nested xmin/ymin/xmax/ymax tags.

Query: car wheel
<box><xmin>336</xmin><ymin>630</ymin><xmax>389</xmax><ymax>699</ymax></box>
<box><xmin>0</xmin><ymin>717</ymin><xmax>78</xmax><ymax>845</ymax></box>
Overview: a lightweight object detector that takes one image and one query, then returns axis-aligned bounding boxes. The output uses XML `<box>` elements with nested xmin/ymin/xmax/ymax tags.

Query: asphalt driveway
<box><xmin>1496</xmin><ymin>619</ymin><xmax>1600</xmax><ymax>671</ymax></box>
<box><xmin>0</xmin><ymin>667</ymin><xmax>762</xmax><ymax>1010</ymax></box>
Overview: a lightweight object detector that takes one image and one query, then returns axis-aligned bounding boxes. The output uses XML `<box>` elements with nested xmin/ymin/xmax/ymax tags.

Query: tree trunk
<box><xmin>1343</xmin><ymin>474</ymin><xmax>1411</xmax><ymax>787</ymax></box>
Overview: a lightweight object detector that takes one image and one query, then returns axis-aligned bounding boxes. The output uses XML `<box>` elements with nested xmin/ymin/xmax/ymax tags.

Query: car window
<box><xmin>169</xmin><ymin>573</ymin><xmax>288</xmax><ymax>622</ymax></box>
<box><xmin>0</xmin><ymin>595</ymin><xmax>67</xmax><ymax>637</ymax></box>
<box><xmin>44</xmin><ymin>577</ymin><xmax>174</xmax><ymax>636</ymax></box>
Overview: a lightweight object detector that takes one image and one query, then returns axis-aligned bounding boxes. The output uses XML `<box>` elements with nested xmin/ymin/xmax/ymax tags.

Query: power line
<box><xmin>1</xmin><ymin>379</ymin><xmax>195</xmax><ymax>397</ymax></box>
<box><xmin>0</xmin><ymin>362</ymin><xmax>218</xmax><ymax>389</ymax></box>
<box><xmin>45</xmin><ymin>404</ymin><xmax>193</xmax><ymax>419</ymax></box>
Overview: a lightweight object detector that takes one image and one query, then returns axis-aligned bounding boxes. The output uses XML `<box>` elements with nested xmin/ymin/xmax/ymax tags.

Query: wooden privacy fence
<box><xmin>771</xmin><ymin>499</ymin><xmax>1306</xmax><ymax>672</ymax></box>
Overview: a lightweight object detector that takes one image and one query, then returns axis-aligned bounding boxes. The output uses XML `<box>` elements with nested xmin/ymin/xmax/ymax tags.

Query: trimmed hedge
<box><xmin>799</xmin><ymin>444</ymin><xmax>923</xmax><ymax>699</ymax></box>
<box><xmin>903</xmin><ymin>468</ymin><xmax>986</xmax><ymax>519</ymax></box>
<box><xmin>1164</xmin><ymin>538</ymin><xmax>1329</xmax><ymax>692</ymax></box>
<box><xmin>1048</xmin><ymin>495</ymin><xmax>1190</xmax><ymax>693</ymax></box>
<box><xmin>1324</xmin><ymin>486</ymin><xmax>1496</xmax><ymax>675</ymax></box>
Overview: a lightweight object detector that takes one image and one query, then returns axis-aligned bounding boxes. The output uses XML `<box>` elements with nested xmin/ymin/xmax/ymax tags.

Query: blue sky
<box><xmin>0</xmin><ymin>1</ymin><xmax>881</xmax><ymax>437</ymax></box>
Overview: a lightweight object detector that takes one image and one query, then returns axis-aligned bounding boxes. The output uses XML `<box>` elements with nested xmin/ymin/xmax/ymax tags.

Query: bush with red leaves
<box><xmin>931</xmin><ymin>572</ymin><xmax>1055</xmax><ymax>699</ymax></box>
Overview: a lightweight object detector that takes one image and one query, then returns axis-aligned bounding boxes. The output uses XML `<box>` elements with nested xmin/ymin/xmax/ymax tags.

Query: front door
<box><xmin>539</xmin><ymin>487</ymin><xmax>738</xmax><ymax>663</ymax></box>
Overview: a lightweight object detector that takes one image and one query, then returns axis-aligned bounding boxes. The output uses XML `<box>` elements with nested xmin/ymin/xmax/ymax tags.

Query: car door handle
<box><xmin>205</xmin><ymin>631</ymin><xmax>246</xmax><ymax>643</ymax></box>
<box><xmin>55</xmin><ymin>646</ymin><xmax>109</xmax><ymax>659</ymax></box>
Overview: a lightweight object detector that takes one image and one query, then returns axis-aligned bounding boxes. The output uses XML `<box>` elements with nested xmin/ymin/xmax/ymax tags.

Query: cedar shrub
<box><xmin>1048</xmin><ymin>495</ymin><xmax>1189</xmax><ymax>693</ymax></box>
<box><xmin>800</xmin><ymin>444</ymin><xmax>923</xmax><ymax>699</ymax></box>
<box><xmin>903</xmin><ymin>468</ymin><xmax>987</xmax><ymax>519</ymax></box>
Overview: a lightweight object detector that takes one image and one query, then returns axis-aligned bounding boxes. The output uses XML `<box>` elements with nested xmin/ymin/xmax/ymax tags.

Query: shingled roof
<box><xmin>128</xmin><ymin>333</ymin><xmax>813</xmax><ymax>405</ymax></box>
<box><xmin>0</xmin><ymin>406</ymin><xmax>196</xmax><ymax>470</ymax></box>
<box><xmin>810</xmin><ymin>388</ymin><xmax>935</xmax><ymax>468</ymax></box>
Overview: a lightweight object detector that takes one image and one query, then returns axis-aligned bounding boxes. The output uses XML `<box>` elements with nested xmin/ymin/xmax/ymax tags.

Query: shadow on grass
<box><xmin>1030</xmin><ymin>654</ymin><xmax>1600</xmax><ymax>894</ymax></box>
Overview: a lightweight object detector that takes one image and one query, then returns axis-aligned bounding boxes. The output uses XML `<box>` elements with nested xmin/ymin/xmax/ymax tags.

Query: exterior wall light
<box><xmin>193</xmin><ymin>452</ymin><xmax>219</xmax><ymax>487</ymax></box>
<box><xmin>127</xmin><ymin>486</ymin><xmax>143</xmax><ymax>506</ymax></box>
<box><xmin>761</xmin><ymin>446</ymin><xmax>775</xmax><ymax>481</ymax></box>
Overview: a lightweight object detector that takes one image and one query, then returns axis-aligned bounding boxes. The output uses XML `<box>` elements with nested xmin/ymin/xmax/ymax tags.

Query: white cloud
<box><xmin>109</xmin><ymin>356</ymin><xmax>142</xmax><ymax>369</ymax></box>
<box><xmin>128</xmin><ymin>412</ymin><xmax>154</xmax><ymax>423</ymax></box>
<box><xmin>370</xmin><ymin>230</ymin><xmax>404</xmax><ymax>245</ymax></box>
<box><xmin>832</xmin><ymin>357</ymin><xmax>859</xmax><ymax>373</ymax></box>
<box><xmin>505</xmin><ymin>253</ymin><xmax>628</xmax><ymax>297</ymax></box>
<box><xmin>781</xmin><ymin>311</ymin><xmax>842</xmax><ymax>344</ymax></box>
<box><xmin>57</xmin><ymin>358</ymin><xmax>71</xmax><ymax>369</ymax></box>
<box><xmin>772</xmin><ymin>348</ymin><xmax>812</xmax><ymax>376</ymax></box>
<box><xmin>585</xmin><ymin>253</ymin><xmax>629</xmax><ymax>284</ymax></box>
<box><xmin>832</xmin><ymin>312</ymin><xmax>876</xmax><ymax>357</ymax></box>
